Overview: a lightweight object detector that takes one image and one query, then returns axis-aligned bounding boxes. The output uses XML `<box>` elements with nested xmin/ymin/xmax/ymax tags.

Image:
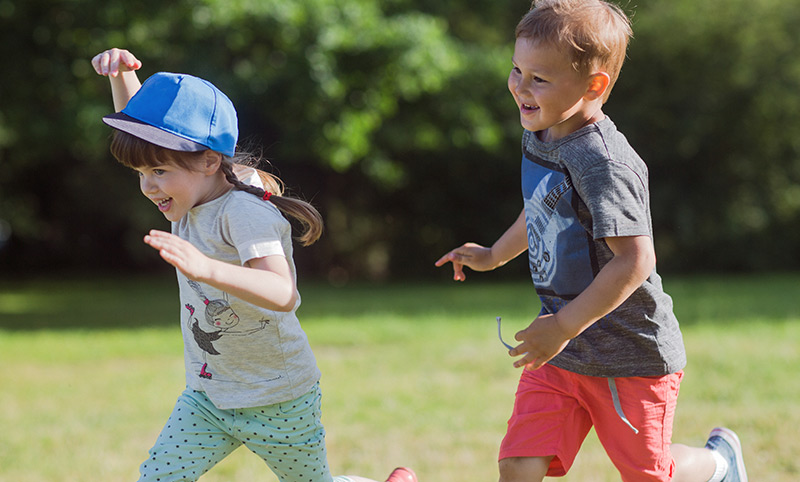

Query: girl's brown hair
<box><xmin>110</xmin><ymin>130</ymin><xmax>323</xmax><ymax>246</ymax></box>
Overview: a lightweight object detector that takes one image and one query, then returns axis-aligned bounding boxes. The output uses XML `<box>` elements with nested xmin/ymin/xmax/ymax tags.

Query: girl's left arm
<box><xmin>144</xmin><ymin>230</ymin><xmax>298</xmax><ymax>312</ymax></box>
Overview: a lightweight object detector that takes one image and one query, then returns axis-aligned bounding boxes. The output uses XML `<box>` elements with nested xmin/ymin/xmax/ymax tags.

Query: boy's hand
<box><xmin>434</xmin><ymin>243</ymin><xmax>494</xmax><ymax>281</ymax></box>
<box><xmin>91</xmin><ymin>48</ymin><xmax>142</xmax><ymax>77</ymax></box>
<box><xmin>509</xmin><ymin>313</ymin><xmax>572</xmax><ymax>369</ymax></box>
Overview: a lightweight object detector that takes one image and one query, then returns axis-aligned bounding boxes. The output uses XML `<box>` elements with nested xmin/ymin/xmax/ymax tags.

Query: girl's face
<box><xmin>136</xmin><ymin>159</ymin><xmax>227</xmax><ymax>222</ymax></box>
<box><xmin>213</xmin><ymin>310</ymin><xmax>239</xmax><ymax>329</ymax></box>
<box><xmin>507</xmin><ymin>37</ymin><xmax>597</xmax><ymax>142</ymax></box>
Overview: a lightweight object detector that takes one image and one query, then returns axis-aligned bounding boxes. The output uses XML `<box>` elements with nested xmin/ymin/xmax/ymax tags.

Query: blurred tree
<box><xmin>0</xmin><ymin>0</ymin><xmax>798</xmax><ymax>280</ymax></box>
<box><xmin>0</xmin><ymin>0</ymin><xmax>522</xmax><ymax>280</ymax></box>
<box><xmin>610</xmin><ymin>0</ymin><xmax>800</xmax><ymax>271</ymax></box>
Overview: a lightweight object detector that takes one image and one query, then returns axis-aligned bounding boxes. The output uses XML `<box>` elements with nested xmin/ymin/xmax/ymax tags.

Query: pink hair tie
<box><xmin>262</xmin><ymin>191</ymin><xmax>272</xmax><ymax>201</ymax></box>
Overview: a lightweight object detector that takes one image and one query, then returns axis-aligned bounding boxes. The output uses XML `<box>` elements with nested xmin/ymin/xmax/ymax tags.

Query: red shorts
<box><xmin>499</xmin><ymin>364</ymin><xmax>683</xmax><ymax>481</ymax></box>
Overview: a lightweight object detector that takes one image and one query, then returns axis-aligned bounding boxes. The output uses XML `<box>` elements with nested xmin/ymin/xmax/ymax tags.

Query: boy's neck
<box><xmin>538</xmin><ymin>108</ymin><xmax>605</xmax><ymax>143</ymax></box>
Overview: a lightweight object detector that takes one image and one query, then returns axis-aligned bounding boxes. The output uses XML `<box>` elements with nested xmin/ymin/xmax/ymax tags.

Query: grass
<box><xmin>0</xmin><ymin>273</ymin><xmax>798</xmax><ymax>481</ymax></box>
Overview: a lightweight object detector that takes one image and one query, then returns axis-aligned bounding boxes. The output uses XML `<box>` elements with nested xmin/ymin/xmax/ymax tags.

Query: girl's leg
<box><xmin>138</xmin><ymin>389</ymin><xmax>240</xmax><ymax>482</ymax></box>
<box><xmin>240</xmin><ymin>384</ymin><xmax>334</xmax><ymax>481</ymax></box>
<box><xmin>337</xmin><ymin>467</ymin><xmax>418</xmax><ymax>482</ymax></box>
<box><xmin>242</xmin><ymin>384</ymin><xmax>418</xmax><ymax>482</ymax></box>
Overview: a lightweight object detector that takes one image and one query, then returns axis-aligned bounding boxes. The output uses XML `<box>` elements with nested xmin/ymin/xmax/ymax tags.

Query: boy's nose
<box><xmin>513</xmin><ymin>78</ymin><xmax>530</xmax><ymax>96</ymax></box>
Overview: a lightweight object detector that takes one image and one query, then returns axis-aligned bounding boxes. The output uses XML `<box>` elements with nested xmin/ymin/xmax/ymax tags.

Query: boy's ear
<box><xmin>202</xmin><ymin>150</ymin><xmax>223</xmax><ymax>175</ymax></box>
<box><xmin>585</xmin><ymin>72</ymin><xmax>611</xmax><ymax>100</ymax></box>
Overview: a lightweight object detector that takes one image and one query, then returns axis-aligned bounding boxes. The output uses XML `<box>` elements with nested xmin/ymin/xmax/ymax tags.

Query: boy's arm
<box><xmin>435</xmin><ymin>209</ymin><xmax>528</xmax><ymax>281</ymax></box>
<box><xmin>510</xmin><ymin>234</ymin><xmax>655</xmax><ymax>369</ymax></box>
<box><xmin>91</xmin><ymin>48</ymin><xmax>143</xmax><ymax>112</ymax></box>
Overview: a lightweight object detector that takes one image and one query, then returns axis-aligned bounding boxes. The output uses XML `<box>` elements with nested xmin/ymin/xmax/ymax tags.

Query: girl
<box><xmin>92</xmin><ymin>48</ymin><xmax>416</xmax><ymax>482</ymax></box>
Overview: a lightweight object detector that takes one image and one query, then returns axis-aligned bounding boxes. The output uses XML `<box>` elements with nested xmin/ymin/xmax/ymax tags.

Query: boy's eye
<box><xmin>153</xmin><ymin>169</ymin><xmax>166</xmax><ymax>175</ymax></box>
<box><xmin>533</xmin><ymin>76</ymin><xmax>546</xmax><ymax>83</ymax></box>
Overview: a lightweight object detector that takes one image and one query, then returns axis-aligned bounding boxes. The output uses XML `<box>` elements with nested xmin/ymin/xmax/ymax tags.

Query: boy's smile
<box><xmin>508</xmin><ymin>37</ymin><xmax>604</xmax><ymax>142</ymax></box>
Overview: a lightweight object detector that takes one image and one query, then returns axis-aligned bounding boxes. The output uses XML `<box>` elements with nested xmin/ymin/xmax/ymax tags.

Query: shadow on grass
<box><xmin>1</xmin><ymin>272</ymin><xmax>797</xmax><ymax>331</ymax></box>
<box><xmin>0</xmin><ymin>276</ymin><xmax>179</xmax><ymax>331</ymax></box>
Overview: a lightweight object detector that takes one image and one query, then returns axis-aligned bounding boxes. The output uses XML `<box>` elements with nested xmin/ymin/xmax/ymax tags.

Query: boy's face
<box><xmin>508</xmin><ymin>37</ymin><xmax>598</xmax><ymax>142</ymax></box>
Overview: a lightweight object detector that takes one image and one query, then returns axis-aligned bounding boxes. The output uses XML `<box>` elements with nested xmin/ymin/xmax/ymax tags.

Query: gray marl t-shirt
<box><xmin>172</xmin><ymin>189</ymin><xmax>321</xmax><ymax>410</ymax></box>
<box><xmin>520</xmin><ymin>117</ymin><xmax>686</xmax><ymax>377</ymax></box>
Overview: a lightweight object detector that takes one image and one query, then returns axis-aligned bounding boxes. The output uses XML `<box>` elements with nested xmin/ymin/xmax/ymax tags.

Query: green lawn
<box><xmin>0</xmin><ymin>274</ymin><xmax>798</xmax><ymax>481</ymax></box>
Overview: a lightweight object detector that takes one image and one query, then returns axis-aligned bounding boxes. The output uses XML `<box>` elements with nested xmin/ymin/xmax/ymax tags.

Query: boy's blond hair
<box><xmin>516</xmin><ymin>0</ymin><xmax>632</xmax><ymax>102</ymax></box>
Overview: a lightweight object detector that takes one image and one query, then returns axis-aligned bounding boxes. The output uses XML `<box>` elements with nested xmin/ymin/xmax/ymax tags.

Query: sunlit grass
<box><xmin>1</xmin><ymin>274</ymin><xmax>798</xmax><ymax>481</ymax></box>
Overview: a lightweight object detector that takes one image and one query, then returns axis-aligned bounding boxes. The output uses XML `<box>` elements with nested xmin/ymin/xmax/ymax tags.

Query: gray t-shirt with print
<box><xmin>520</xmin><ymin>117</ymin><xmax>686</xmax><ymax>377</ymax></box>
<box><xmin>172</xmin><ymin>189</ymin><xmax>321</xmax><ymax>410</ymax></box>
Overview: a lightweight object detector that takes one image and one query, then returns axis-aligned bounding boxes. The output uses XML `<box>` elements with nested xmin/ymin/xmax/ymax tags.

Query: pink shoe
<box><xmin>385</xmin><ymin>467</ymin><xmax>417</xmax><ymax>482</ymax></box>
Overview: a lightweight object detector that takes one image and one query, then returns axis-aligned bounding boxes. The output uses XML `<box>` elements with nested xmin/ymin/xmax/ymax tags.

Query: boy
<box><xmin>435</xmin><ymin>1</ymin><xmax>747</xmax><ymax>481</ymax></box>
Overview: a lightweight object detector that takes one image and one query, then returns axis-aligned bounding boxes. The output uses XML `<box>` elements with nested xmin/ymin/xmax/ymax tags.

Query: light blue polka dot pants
<box><xmin>138</xmin><ymin>383</ymin><xmax>346</xmax><ymax>482</ymax></box>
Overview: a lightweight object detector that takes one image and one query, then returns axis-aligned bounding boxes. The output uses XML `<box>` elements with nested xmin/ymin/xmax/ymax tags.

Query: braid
<box><xmin>219</xmin><ymin>159</ymin><xmax>323</xmax><ymax>246</ymax></box>
<box><xmin>220</xmin><ymin>161</ymin><xmax>265</xmax><ymax>198</ymax></box>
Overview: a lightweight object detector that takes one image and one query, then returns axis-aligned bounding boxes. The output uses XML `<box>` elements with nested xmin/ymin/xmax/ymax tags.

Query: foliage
<box><xmin>0</xmin><ymin>0</ymin><xmax>798</xmax><ymax>279</ymax></box>
<box><xmin>0</xmin><ymin>0</ymin><xmax>521</xmax><ymax>279</ymax></box>
<box><xmin>611</xmin><ymin>0</ymin><xmax>800</xmax><ymax>270</ymax></box>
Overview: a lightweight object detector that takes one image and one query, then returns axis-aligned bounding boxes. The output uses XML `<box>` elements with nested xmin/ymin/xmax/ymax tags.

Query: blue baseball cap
<box><xmin>103</xmin><ymin>72</ymin><xmax>238</xmax><ymax>157</ymax></box>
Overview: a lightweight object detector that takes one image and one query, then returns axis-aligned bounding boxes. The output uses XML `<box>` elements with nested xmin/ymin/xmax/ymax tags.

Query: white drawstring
<box><xmin>608</xmin><ymin>378</ymin><xmax>639</xmax><ymax>434</ymax></box>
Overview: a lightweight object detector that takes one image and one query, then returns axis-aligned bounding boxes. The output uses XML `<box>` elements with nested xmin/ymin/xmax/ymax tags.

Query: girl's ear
<box><xmin>585</xmin><ymin>72</ymin><xmax>611</xmax><ymax>100</ymax></box>
<box><xmin>202</xmin><ymin>150</ymin><xmax>223</xmax><ymax>175</ymax></box>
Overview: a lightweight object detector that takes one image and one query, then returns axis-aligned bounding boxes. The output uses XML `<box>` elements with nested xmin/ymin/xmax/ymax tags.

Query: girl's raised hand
<box><xmin>144</xmin><ymin>230</ymin><xmax>212</xmax><ymax>281</ymax></box>
<box><xmin>91</xmin><ymin>48</ymin><xmax>142</xmax><ymax>77</ymax></box>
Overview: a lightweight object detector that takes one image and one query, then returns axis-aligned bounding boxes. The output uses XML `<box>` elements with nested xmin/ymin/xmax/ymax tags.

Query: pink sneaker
<box><xmin>385</xmin><ymin>467</ymin><xmax>417</xmax><ymax>482</ymax></box>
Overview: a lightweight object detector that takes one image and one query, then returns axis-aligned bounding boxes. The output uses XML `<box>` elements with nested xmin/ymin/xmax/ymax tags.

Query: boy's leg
<box><xmin>498</xmin><ymin>365</ymin><xmax>593</xmax><ymax>480</ymax></box>
<box><xmin>590</xmin><ymin>373</ymin><xmax>683</xmax><ymax>481</ymax></box>
<box><xmin>138</xmin><ymin>389</ymin><xmax>240</xmax><ymax>482</ymax></box>
<box><xmin>673</xmin><ymin>427</ymin><xmax>748</xmax><ymax>482</ymax></box>
<box><xmin>498</xmin><ymin>456</ymin><xmax>552</xmax><ymax>482</ymax></box>
<box><xmin>671</xmin><ymin>444</ymin><xmax>716</xmax><ymax>482</ymax></box>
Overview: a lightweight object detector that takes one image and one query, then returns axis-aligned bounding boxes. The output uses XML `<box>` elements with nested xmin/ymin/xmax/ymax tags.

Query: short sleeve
<box><xmin>222</xmin><ymin>197</ymin><xmax>289</xmax><ymax>264</ymax></box>
<box><xmin>574</xmin><ymin>161</ymin><xmax>651</xmax><ymax>239</ymax></box>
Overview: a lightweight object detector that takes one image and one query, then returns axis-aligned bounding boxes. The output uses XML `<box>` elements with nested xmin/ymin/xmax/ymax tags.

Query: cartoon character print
<box><xmin>186</xmin><ymin>280</ymin><xmax>270</xmax><ymax>380</ymax></box>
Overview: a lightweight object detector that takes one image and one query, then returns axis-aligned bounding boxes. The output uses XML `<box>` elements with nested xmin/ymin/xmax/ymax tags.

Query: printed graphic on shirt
<box><xmin>186</xmin><ymin>280</ymin><xmax>269</xmax><ymax>380</ymax></box>
<box><xmin>522</xmin><ymin>155</ymin><xmax>595</xmax><ymax>299</ymax></box>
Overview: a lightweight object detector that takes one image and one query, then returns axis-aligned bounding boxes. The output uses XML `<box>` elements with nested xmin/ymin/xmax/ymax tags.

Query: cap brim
<box><xmin>102</xmin><ymin>112</ymin><xmax>208</xmax><ymax>153</ymax></box>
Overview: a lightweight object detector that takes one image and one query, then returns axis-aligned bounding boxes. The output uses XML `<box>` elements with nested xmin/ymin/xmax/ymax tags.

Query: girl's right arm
<box><xmin>91</xmin><ymin>48</ymin><xmax>143</xmax><ymax>112</ymax></box>
<box><xmin>435</xmin><ymin>209</ymin><xmax>528</xmax><ymax>281</ymax></box>
<box><xmin>144</xmin><ymin>230</ymin><xmax>299</xmax><ymax>312</ymax></box>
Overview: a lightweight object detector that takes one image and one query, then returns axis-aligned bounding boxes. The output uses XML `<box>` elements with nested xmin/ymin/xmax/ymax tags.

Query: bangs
<box><xmin>109</xmin><ymin>130</ymin><xmax>199</xmax><ymax>171</ymax></box>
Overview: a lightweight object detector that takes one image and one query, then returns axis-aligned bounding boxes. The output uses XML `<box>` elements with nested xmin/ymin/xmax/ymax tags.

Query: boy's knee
<box><xmin>498</xmin><ymin>456</ymin><xmax>552</xmax><ymax>482</ymax></box>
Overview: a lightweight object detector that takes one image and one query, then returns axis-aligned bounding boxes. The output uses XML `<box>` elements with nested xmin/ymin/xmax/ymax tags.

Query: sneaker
<box><xmin>385</xmin><ymin>467</ymin><xmax>417</xmax><ymax>482</ymax></box>
<box><xmin>705</xmin><ymin>427</ymin><xmax>748</xmax><ymax>482</ymax></box>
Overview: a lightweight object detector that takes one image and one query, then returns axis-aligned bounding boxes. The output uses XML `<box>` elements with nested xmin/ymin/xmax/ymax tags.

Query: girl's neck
<box><xmin>195</xmin><ymin>173</ymin><xmax>233</xmax><ymax>207</ymax></box>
